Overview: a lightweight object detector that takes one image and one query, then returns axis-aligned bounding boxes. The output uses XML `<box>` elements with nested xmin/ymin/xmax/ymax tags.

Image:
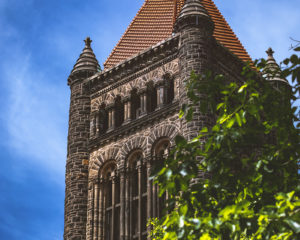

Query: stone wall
<box><xmin>65</xmin><ymin>80</ymin><xmax>91</xmax><ymax>240</ymax></box>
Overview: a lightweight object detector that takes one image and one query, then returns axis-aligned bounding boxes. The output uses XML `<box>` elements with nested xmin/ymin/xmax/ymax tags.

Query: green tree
<box><xmin>151</xmin><ymin>46</ymin><xmax>300</xmax><ymax>240</ymax></box>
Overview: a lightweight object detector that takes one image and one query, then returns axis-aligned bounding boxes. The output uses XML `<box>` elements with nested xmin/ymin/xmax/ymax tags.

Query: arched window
<box><xmin>127</xmin><ymin>151</ymin><xmax>148</xmax><ymax>240</ymax></box>
<box><xmin>102</xmin><ymin>163</ymin><xmax>120</xmax><ymax>240</ymax></box>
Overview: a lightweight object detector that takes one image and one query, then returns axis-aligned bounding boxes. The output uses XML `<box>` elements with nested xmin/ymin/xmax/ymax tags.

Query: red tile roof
<box><xmin>104</xmin><ymin>0</ymin><xmax>251</xmax><ymax>69</ymax></box>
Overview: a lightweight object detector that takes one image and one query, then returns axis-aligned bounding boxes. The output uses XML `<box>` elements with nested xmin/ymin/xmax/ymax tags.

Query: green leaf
<box><xmin>217</xmin><ymin>103</ymin><xmax>224</xmax><ymax>110</ymax></box>
<box><xmin>294</xmin><ymin>47</ymin><xmax>300</xmax><ymax>51</ymax></box>
<box><xmin>238</xmin><ymin>84</ymin><xmax>248</xmax><ymax>93</ymax></box>
<box><xmin>179</xmin><ymin>109</ymin><xmax>184</xmax><ymax>119</ymax></box>
<box><xmin>212</xmin><ymin>124</ymin><xmax>220</xmax><ymax>132</ymax></box>
<box><xmin>179</xmin><ymin>205</ymin><xmax>188</xmax><ymax>216</ymax></box>
<box><xmin>235</xmin><ymin>113</ymin><xmax>242</xmax><ymax>126</ymax></box>
<box><xmin>226</xmin><ymin>118</ymin><xmax>235</xmax><ymax>128</ymax></box>
<box><xmin>200</xmin><ymin>127</ymin><xmax>208</xmax><ymax>133</ymax></box>
<box><xmin>179</xmin><ymin>104</ymin><xmax>187</xmax><ymax>118</ymax></box>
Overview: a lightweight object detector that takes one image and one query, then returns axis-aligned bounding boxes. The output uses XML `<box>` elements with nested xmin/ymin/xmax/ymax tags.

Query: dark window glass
<box><xmin>146</xmin><ymin>83</ymin><xmax>157</xmax><ymax>112</ymax></box>
<box><xmin>130</xmin><ymin>89</ymin><xmax>140</xmax><ymax>120</ymax></box>
<box><xmin>142</xmin><ymin>166</ymin><xmax>147</xmax><ymax>194</ymax></box>
<box><xmin>115</xmin><ymin>176</ymin><xmax>120</xmax><ymax>204</ymax></box>
<box><xmin>99</xmin><ymin>106</ymin><xmax>108</xmax><ymax>134</ymax></box>
<box><xmin>106</xmin><ymin>179</ymin><xmax>112</xmax><ymax>207</ymax></box>
<box><xmin>114</xmin><ymin>207</ymin><xmax>120</xmax><ymax>240</ymax></box>
<box><xmin>105</xmin><ymin>210</ymin><xmax>112</xmax><ymax>240</ymax></box>
<box><xmin>115</xmin><ymin>96</ymin><xmax>124</xmax><ymax>127</ymax></box>
<box><xmin>142</xmin><ymin>196</ymin><xmax>147</xmax><ymax>232</ymax></box>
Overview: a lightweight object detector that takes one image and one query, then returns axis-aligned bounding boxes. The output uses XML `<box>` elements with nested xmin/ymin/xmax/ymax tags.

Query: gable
<box><xmin>104</xmin><ymin>0</ymin><xmax>251</xmax><ymax>69</ymax></box>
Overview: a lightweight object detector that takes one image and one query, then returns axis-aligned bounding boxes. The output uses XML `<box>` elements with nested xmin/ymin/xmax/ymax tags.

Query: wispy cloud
<box><xmin>0</xmin><ymin>47</ymin><xmax>68</xmax><ymax>184</ymax></box>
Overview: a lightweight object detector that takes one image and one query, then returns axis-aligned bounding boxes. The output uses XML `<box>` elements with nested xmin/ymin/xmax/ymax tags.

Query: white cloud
<box><xmin>1</xmin><ymin>48</ymin><xmax>68</xmax><ymax>184</ymax></box>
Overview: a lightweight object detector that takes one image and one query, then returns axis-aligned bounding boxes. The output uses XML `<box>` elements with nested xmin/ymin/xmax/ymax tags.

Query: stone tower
<box><xmin>175</xmin><ymin>0</ymin><xmax>215</xmax><ymax>140</ymax></box>
<box><xmin>64</xmin><ymin>1</ymin><xmax>255</xmax><ymax>239</ymax></box>
<box><xmin>65</xmin><ymin>37</ymin><xmax>99</xmax><ymax>239</ymax></box>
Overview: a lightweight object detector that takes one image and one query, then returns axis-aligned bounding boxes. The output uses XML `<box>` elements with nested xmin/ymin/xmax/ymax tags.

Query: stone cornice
<box><xmin>83</xmin><ymin>34</ymin><xmax>180</xmax><ymax>97</ymax></box>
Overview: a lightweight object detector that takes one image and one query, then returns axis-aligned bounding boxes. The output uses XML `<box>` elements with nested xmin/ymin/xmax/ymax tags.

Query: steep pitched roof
<box><xmin>104</xmin><ymin>0</ymin><xmax>251</xmax><ymax>69</ymax></box>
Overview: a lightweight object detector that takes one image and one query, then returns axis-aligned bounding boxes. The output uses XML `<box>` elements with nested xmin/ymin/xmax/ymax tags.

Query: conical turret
<box><xmin>264</xmin><ymin>47</ymin><xmax>288</xmax><ymax>84</ymax></box>
<box><xmin>175</xmin><ymin>0</ymin><xmax>214</xmax><ymax>32</ymax></box>
<box><xmin>178</xmin><ymin>0</ymin><xmax>210</xmax><ymax>19</ymax></box>
<box><xmin>68</xmin><ymin>37</ymin><xmax>100</xmax><ymax>85</ymax></box>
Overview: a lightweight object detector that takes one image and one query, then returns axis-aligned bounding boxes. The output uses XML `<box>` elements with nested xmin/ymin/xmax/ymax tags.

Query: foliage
<box><xmin>150</xmin><ymin>47</ymin><xmax>300</xmax><ymax>239</ymax></box>
<box><xmin>148</xmin><ymin>218</ymin><xmax>165</xmax><ymax>239</ymax></box>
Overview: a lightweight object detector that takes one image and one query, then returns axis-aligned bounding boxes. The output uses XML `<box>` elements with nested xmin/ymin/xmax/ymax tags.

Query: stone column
<box><xmin>120</xmin><ymin>168</ymin><xmax>126</xmax><ymax>240</ymax></box>
<box><xmin>137</xmin><ymin>161</ymin><xmax>142</xmax><ymax>240</ymax></box>
<box><xmin>123</xmin><ymin>97</ymin><xmax>131</xmax><ymax>124</ymax></box>
<box><xmin>155</xmin><ymin>82</ymin><xmax>164</xmax><ymax>109</ymax></box>
<box><xmin>93</xmin><ymin>180</ymin><xmax>99</xmax><ymax>240</ymax></box>
<box><xmin>146</xmin><ymin>157</ymin><xmax>152</xmax><ymax>239</ymax></box>
<box><xmin>107</xmin><ymin>106</ymin><xmax>115</xmax><ymax>131</ymax></box>
<box><xmin>124</xmin><ymin>102</ymin><xmax>128</xmax><ymax>121</ymax></box>
<box><xmin>138</xmin><ymin>88</ymin><xmax>147</xmax><ymax>116</ymax></box>
<box><xmin>98</xmin><ymin>178</ymin><xmax>104</xmax><ymax>240</ymax></box>
<box><xmin>95</xmin><ymin>113</ymin><xmax>100</xmax><ymax>137</ymax></box>
<box><xmin>111</xmin><ymin>172</ymin><xmax>116</xmax><ymax>240</ymax></box>
<box><xmin>125</xmin><ymin>171</ymin><xmax>130</xmax><ymax>240</ymax></box>
<box><xmin>152</xmin><ymin>168</ymin><xmax>158</xmax><ymax>218</ymax></box>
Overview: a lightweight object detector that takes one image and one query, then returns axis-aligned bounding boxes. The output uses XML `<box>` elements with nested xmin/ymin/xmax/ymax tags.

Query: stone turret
<box><xmin>175</xmin><ymin>0</ymin><xmax>214</xmax><ymax>141</ymax></box>
<box><xmin>264</xmin><ymin>48</ymin><xmax>288</xmax><ymax>83</ymax></box>
<box><xmin>264</xmin><ymin>47</ymin><xmax>289</xmax><ymax>94</ymax></box>
<box><xmin>64</xmin><ymin>37</ymin><xmax>99</xmax><ymax>240</ymax></box>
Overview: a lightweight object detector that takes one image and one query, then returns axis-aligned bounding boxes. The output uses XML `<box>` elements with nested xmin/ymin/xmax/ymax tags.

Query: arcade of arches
<box><xmin>90</xmin><ymin>138</ymin><xmax>171</xmax><ymax>240</ymax></box>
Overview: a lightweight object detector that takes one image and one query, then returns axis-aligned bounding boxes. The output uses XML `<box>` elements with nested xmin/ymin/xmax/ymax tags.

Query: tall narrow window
<box><xmin>146</xmin><ymin>81</ymin><xmax>157</xmax><ymax>113</ymax></box>
<box><xmin>99</xmin><ymin>104</ymin><xmax>108</xmax><ymax>134</ymax></box>
<box><xmin>130</xmin><ymin>89</ymin><xmax>140</xmax><ymax>120</ymax></box>
<box><xmin>152</xmin><ymin>139</ymin><xmax>170</xmax><ymax>219</ymax></box>
<box><xmin>164</xmin><ymin>74</ymin><xmax>174</xmax><ymax>104</ymax></box>
<box><xmin>102</xmin><ymin>165</ymin><xmax>120</xmax><ymax>240</ymax></box>
<box><xmin>128</xmin><ymin>151</ymin><xmax>148</xmax><ymax>240</ymax></box>
<box><xmin>115</xmin><ymin>96</ymin><xmax>124</xmax><ymax>127</ymax></box>
<box><xmin>105</xmin><ymin>172</ymin><xmax>113</xmax><ymax>240</ymax></box>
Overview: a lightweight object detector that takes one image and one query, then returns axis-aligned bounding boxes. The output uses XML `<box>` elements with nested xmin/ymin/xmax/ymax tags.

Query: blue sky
<box><xmin>0</xmin><ymin>0</ymin><xmax>299</xmax><ymax>239</ymax></box>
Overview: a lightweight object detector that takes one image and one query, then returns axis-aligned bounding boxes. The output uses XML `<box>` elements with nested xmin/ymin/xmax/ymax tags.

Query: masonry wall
<box><xmin>65</xmin><ymin>80</ymin><xmax>90</xmax><ymax>240</ymax></box>
<box><xmin>85</xmin><ymin>57</ymin><xmax>181</xmax><ymax>240</ymax></box>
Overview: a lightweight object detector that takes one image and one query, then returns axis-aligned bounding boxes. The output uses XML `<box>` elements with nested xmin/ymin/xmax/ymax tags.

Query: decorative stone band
<box><xmin>83</xmin><ymin>34</ymin><xmax>180</xmax><ymax>95</ymax></box>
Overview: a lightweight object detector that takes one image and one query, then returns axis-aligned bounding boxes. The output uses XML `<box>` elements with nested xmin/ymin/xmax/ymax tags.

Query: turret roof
<box><xmin>264</xmin><ymin>47</ymin><xmax>288</xmax><ymax>84</ymax></box>
<box><xmin>104</xmin><ymin>0</ymin><xmax>252</xmax><ymax>69</ymax></box>
<box><xmin>177</xmin><ymin>0</ymin><xmax>210</xmax><ymax>20</ymax></box>
<box><xmin>71</xmin><ymin>37</ymin><xmax>100</xmax><ymax>75</ymax></box>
